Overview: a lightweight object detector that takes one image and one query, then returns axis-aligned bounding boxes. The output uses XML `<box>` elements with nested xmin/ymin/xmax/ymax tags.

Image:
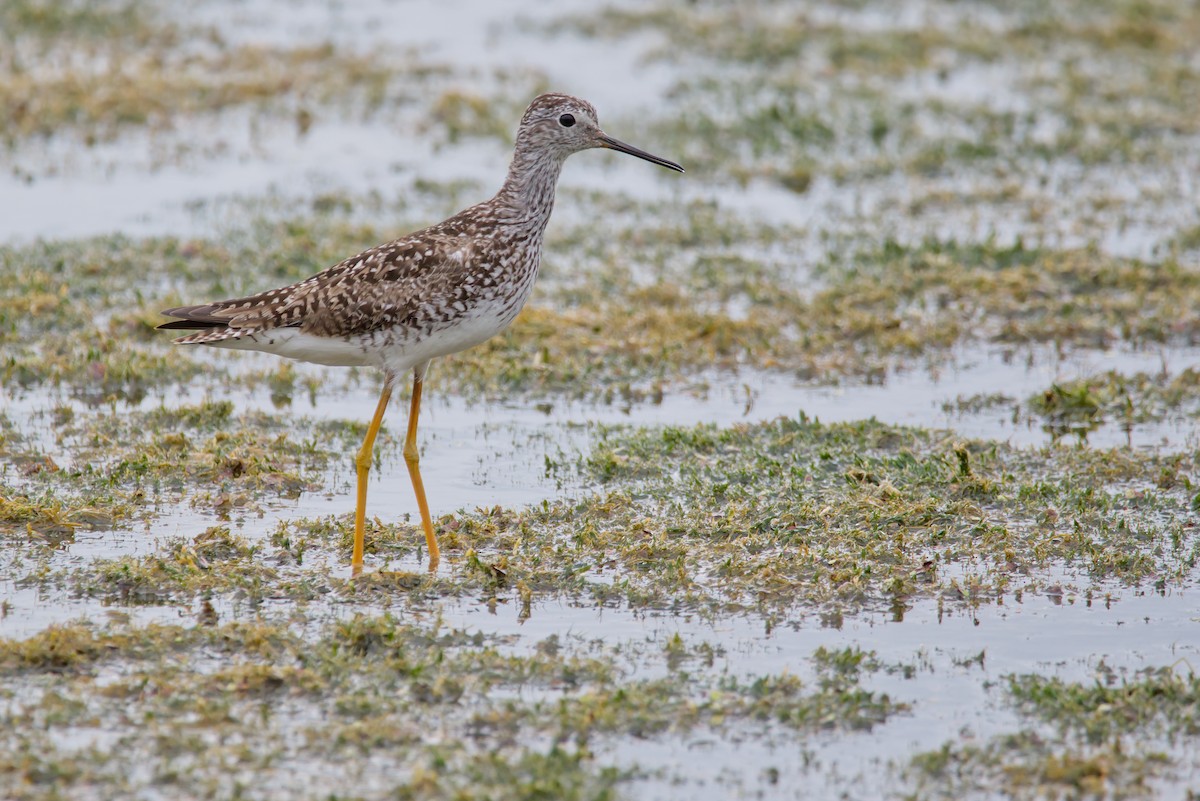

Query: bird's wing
<box><xmin>159</xmin><ymin>233</ymin><xmax>472</xmax><ymax>341</ymax></box>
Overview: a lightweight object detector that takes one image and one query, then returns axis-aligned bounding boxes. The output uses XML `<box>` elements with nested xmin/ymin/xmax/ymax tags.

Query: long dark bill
<box><xmin>597</xmin><ymin>134</ymin><xmax>685</xmax><ymax>173</ymax></box>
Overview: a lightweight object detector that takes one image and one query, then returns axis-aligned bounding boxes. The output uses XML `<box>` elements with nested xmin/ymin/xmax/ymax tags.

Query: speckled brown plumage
<box><xmin>157</xmin><ymin>92</ymin><xmax>683</xmax><ymax>573</ymax></box>
<box><xmin>164</xmin><ymin>208</ymin><xmax>537</xmax><ymax>345</ymax></box>
<box><xmin>160</xmin><ymin>94</ymin><xmax>682</xmax><ymax>382</ymax></box>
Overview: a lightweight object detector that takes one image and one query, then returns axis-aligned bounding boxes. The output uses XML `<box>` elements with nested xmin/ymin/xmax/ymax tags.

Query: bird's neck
<box><xmin>495</xmin><ymin>145</ymin><xmax>566</xmax><ymax>228</ymax></box>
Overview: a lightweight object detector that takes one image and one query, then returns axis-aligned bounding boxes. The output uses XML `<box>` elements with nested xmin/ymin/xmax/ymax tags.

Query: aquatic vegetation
<box><xmin>3</xmin><ymin>0</ymin><xmax>1200</xmax><ymax>797</ymax></box>
<box><xmin>908</xmin><ymin>665</ymin><xmax>1199</xmax><ymax>799</ymax></box>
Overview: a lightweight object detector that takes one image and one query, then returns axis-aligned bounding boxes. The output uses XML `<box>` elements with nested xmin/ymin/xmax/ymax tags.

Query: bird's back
<box><xmin>159</xmin><ymin>198</ymin><xmax>546</xmax><ymax>370</ymax></box>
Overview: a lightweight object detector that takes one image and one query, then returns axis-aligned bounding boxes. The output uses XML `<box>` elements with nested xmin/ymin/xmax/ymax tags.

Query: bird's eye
<box><xmin>558</xmin><ymin>113</ymin><xmax>576</xmax><ymax>128</ymax></box>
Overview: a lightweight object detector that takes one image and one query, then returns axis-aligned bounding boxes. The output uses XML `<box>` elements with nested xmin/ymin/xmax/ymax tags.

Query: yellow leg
<box><xmin>403</xmin><ymin>374</ymin><xmax>441</xmax><ymax>568</ymax></box>
<box><xmin>352</xmin><ymin>384</ymin><xmax>392</xmax><ymax>575</ymax></box>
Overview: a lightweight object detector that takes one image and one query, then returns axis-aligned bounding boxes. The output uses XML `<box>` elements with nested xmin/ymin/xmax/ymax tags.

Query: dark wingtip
<box><xmin>157</xmin><ymin>304</ymin><xmax>229</xmax><ymax>331</ymax></box>
<box><xmin>157</xmin><ymin>319</ymin><xmax>226</xmax><ymax>331</ymax></box>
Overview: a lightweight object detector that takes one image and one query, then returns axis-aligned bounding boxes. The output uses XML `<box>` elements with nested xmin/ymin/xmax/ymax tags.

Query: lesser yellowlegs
<box><xmin>159</xmin><ymin>93</ymin><xmax>684</xmax><ymax>573</ymax></box>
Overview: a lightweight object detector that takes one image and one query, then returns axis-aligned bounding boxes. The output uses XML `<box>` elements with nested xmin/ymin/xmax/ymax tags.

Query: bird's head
<box><xmin>515</xmin><ymin>93</ymin><xmax>684</xmax><ymax>173</ymax></box>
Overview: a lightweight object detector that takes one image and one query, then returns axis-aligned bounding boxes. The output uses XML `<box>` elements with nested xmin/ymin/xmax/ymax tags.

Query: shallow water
<box><xmin>4</xmin><ymin>334</ymin><xmax>1194</xmax><ymax>643</ymax></box>
<box><xmin>7</xmin><ymin>0</ymin><xmax>1197</xmax><ymax>266</ymax></box>
<box><xmin>6</xmin><ymin>540</ymin><xmax>1195</xmax><ymax>797</ymax></box>
<box><xmin>6</xmin><ymin>337</ymin><xmax>1195</xmax><ymax>545</ymax></box>
<box><xmin>4</xmin><ymin>0</ymin><xmax>1200</xmax><ymax>798</ymax></box>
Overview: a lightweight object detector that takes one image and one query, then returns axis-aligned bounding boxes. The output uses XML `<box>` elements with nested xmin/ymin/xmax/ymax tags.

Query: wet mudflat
<box><xmin>2</xmin><ymin>0</ymin><xmax>1199</xmax><ymax>799</ymax></box>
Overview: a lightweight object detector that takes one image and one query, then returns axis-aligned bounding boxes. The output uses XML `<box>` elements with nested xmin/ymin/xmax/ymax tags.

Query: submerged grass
<box><xmin>908</xmin><ymin>664</ymin><xmax>1199</xmax><ymax>799</ymax></box>
<box><xmin>0</xmin><ymin>615</ymin><xmax>903</xmax><ymax>799</ymax></box>
<box><xmin>1027</xmin><ymin>369</ymin><xmax>1200</xmax><ymax>434</ymax></box>
<box><xmin>4</xmin><ymin>1</ymin><xmax>1200</xmax><ymax>797</ymax></box>
<box><xmin>4</xmin><ymin>209</ymin><xmax>1200</xmax><ymax>406</ymax></box>
<box><xmin>4</xmin><ymin>402</ymin><xmax>366</xmax><ymax>537</ymax></box>
<box><xmin>20</xmin><ymin>414</ymin><xmax>1196</xmax><ymax>620</ymax></box>
<box><xmin>1007</xmin><ymin>666</ymin><xmax>1200</xmax><ymax>745</ymax></box>
<box><xmin>0</xmin><ymin>0</ymin><xmax>447</xmax><ymax>148</ymax></box>
<box><xmin>450</xmin><ymin>415</ymin><xmax>1197</xmax><ymax>615</ymax></box>
<box><xmin>558</xmin><ymin>0</ymin><xmax>1200</xmax><ymax>186</ymax></box>
<box><xmin>944</xmin><ymin>367</ymin><xmax>1200</xmax><ymax>443</ymax></box>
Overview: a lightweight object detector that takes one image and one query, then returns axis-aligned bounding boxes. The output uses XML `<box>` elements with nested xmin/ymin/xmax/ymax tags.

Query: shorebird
<box><xmin>159</xmin><ymin>93</ymin><xmax>683</xmax><ymax>573</ymax></box>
